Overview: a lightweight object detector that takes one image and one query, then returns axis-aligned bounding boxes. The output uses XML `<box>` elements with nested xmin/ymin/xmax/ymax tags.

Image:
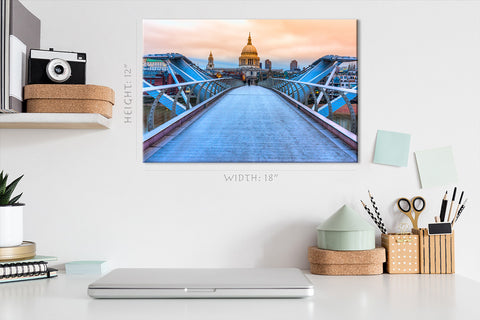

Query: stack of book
<box><xmin>0</xmin><ymin>255</ymin><xmax>57</xmax><ymax>283</ymax></box>
<box><xmin>1</xmin><ymin>0</ymin><xmax>41</xmax><ymax>112</ymax></box>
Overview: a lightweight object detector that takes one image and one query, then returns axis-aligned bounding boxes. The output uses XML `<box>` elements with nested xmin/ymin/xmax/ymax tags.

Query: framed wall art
<box><xmin>143</xmin><ymin>19</ymin><xmax>357</xmax><ymax>163</ymax></box>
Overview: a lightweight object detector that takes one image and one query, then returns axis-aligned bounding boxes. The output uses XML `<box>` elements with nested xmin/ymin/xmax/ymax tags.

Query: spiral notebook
<box><xmin>0</xmin><ymin>255</ymin><xmax>58</xmax><ymax>283</ymax></box>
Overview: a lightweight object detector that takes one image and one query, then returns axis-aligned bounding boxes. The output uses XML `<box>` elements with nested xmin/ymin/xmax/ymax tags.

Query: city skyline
<box><xmin>143</xmin><ymin>20</ymin><xmax>357</xmax><ymax>70</ymax></box>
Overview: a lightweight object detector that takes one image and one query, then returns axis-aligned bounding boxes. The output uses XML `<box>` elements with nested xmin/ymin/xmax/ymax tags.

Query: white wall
<box><xmin>1</xmin><ymin>0</ymin><xmax>479</xmax><ymax>281</ymax></box>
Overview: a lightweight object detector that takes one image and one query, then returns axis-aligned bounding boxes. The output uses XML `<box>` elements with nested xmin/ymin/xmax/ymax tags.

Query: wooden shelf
<box><xmin>0</xmin><ymin>113</ymin><xmax>111</xmax><ymax>129</ymax></box>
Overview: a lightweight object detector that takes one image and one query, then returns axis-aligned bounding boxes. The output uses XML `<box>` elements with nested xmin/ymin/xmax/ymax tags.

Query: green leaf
<box><xmin>0</xmin><ymin>172</ymin><xmax>7</xmax><ymax>195</ymax></box>
<box><xmin>8</xmin><ymin>193</ymin><xmax>23</xmax><ymax>205</ymax></box>
<box><xmin>2</xmin><ymin>175</ymin><xmax>23</xmax><ymax>204</ymax></box>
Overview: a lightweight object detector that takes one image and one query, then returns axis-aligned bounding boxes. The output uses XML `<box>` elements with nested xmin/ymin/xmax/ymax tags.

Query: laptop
<box><xmin>88</xmin><ymin>268</ymin><xmax>314</xmax><ymax>299</ymax></box>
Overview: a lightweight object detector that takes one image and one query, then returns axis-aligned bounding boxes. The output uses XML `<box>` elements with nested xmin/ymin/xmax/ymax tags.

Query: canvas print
<box><xmin>143</xmin><ymin>20</ymin><xmax>357</xmax><ymax>163</ymax></box>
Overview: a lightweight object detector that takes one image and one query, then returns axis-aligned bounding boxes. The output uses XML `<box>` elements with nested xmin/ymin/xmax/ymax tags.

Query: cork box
<box><xmin>412</xmin><ymin>228</ymin><xmax>455</xmax><ymax>274</ymax></box>
<box><xmin>381</xmin><ymin>233</ymin><xmax>420</xmax><ymax>274</ymax></box>
<box><xmin>308</xmin><ymin>247</ymin><xmax>386</xmax><ymax>275</ymax></box>
<box><xmin>25</xmin><ymin>84</ymin><xmax>115</xmax><ymax>118</ymax></box>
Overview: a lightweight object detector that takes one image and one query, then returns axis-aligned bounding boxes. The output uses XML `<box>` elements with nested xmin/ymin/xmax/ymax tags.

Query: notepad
<box><xmin>65</xmin><ymin>260</ymin><xmax>108</xmax><ymax>275</ymax></box>
<box><xmin>373</xmin><ymin>130</ymin><xmax>411</xmax><ymax>167</ymax></box>
<box><xmin>415</xmin><ymin>146</ymin><xmax>458</xmax><ymax>188</ymax></box>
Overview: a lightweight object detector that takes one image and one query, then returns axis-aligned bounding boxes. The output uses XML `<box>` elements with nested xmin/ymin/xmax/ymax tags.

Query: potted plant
<box><xmin>0</xmin><ymin>171</ymin><xmax>24</xmax><ymax>247</ymax></box>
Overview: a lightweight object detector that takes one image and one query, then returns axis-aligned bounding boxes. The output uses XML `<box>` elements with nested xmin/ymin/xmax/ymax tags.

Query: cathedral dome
<box><xmin>239</xmin><ymin>33</ymin><xmax>260</xmax><ymax>68</ymax></box>
<box><xmin>241</xmin><ymin>45</ymin><xmax>258</xmax><ymax>55</ymax></box>
<box><xmin>241</xmin><ymin>34</ymin><xmax>258</xmax><ymax>55</ymax></box>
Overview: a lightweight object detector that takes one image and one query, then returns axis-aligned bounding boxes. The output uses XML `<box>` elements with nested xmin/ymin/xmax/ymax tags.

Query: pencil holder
<box><xmin>381</xmin><ymin>233</ymin><xmax>420</xmax><ymax>274</ymax></box>
<box><xmin>412</xmin><ymin>228</ymin><xmax>455</xmax><ymax>274</ymax></box>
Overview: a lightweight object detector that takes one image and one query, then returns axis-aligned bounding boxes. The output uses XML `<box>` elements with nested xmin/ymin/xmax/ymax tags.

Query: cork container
<box><xmin>24</xmin><ymin>84</ymin><xmax>115</xmax><ymax>118</ymax></box>
<box><xmin>308</xmin><ymin>247</ymin><xmax>385</xmax><ymax>275</ymax></box>
<box><xmin>381</xmin><ymin>233</ymin><xmax>420</xmax><ymax>274</ymax></box>
<box><xmin>412</xmin><ymin>228</ymin><xmax>455</xmax><ymax>274</ymax></box>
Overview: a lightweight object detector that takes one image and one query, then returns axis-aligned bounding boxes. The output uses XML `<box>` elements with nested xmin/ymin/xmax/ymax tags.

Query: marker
<box><xmin>447</xmin><ymin>187</ymin><xmax>457</xmax><ymax>222</ymax></box>
<box><xmin>439</xmin><ymin>191</ymin><xmax>448</xmax><ymax>222</ymax></box>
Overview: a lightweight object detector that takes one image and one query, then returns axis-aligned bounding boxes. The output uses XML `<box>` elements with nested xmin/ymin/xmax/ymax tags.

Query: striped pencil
<box><xmin>369</xmin><ymin>190</ymin><xmax>387</xmax><ymax>234</ymax></box>
<box><xmin>361</xmin><ymin>200</ymin><xmax>386</xmax><ymax>234</ymax></box>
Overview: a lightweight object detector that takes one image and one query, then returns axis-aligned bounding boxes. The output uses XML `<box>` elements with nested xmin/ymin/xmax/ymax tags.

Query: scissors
<box><xmin>396</xmin><ymin>196</ymin><xmax>426</xmax><ymax>230</ymax></box>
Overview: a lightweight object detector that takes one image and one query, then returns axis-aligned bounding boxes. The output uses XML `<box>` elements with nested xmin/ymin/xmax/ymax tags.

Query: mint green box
<box><xmin>316</xmin><ymin>205</ymin><xmax>375</xmax><ymax>251</ymax></box>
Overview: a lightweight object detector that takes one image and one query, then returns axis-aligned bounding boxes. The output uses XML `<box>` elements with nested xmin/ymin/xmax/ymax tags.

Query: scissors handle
<box><xmin>411</xmin><ymin>196</ymin><xmax>426</xmax><ymax>212</ymax></box>
<box><xmin>411</xmin><ymin>196</ymin><xmax>426</xmax><ymax>229</ymax></box>
<box><xmin>397</xmin><ymin>197</ymin><xmax>426</xmax><ymax>230</ymax></box>
<box><xmin>397</xmin><ymin>198</ymin><xmax>411</xmax><ymax>213</ymax></box>
<box><xmin>397</xmin><ymin>198</ymin><xmax>417</xmax><ymax>229</ymax></box>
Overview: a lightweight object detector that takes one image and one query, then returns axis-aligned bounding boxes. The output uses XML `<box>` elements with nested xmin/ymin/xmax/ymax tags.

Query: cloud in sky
<box><xmin>144</xmin><ymin>20</ymin><xmax>357</xmax><ymax>70</ymax></box>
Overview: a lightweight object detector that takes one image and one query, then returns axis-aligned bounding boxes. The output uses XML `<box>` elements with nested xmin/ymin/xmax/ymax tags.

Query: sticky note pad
<box><xmin>373</xmin><ymin>130</ymin><xmax>411</xmax><ymax>167</ymax></box>
<box><xmin>65</xmin><ymin>260</ymin><xmax>108</xmax><ymax>275</ymax></box>
<box><xmin>415</xmin><ymin>146</ymin><xmax>458</xmax><ymax>189</ymax></box>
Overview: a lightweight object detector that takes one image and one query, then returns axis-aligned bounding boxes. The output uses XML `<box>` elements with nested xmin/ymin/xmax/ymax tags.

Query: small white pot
<box><xmin>0</xmin><ymin>205</ymin><xmax>24</xmax><ymax>247</ymax></box>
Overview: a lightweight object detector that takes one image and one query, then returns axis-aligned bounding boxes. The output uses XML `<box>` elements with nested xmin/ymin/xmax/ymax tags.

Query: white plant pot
<box><xmin>0</xmin><ymin>205</ymin><xmax>24</xmax><ymax>247</ymax></box>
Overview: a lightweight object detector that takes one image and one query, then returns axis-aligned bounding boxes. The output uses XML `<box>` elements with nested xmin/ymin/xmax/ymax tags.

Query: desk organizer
<box><xmin>24</xmin><ymin>84</ymin><xmax>115</xmax><ymax>118</ymax></box>
<box><xmin>381</xmin><ymin>233</ymin><xmax>419</xmax><ymax>274</ymax></box>
<box><xmin>412</xmin><ymin>228</ymin><xmax>455</xmax><ymax>274</ymax></box>
<box><xmin>308</xmin><ymin>246</ymin><xmax>385</xmax><ymax>275</ymax></box>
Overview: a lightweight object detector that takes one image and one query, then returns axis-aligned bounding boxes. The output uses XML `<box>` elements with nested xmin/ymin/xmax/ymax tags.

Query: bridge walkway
<box><xmin>144</xmin><ymin>86</ymin><xmax>357</xmax><ymax>162</ymax></box>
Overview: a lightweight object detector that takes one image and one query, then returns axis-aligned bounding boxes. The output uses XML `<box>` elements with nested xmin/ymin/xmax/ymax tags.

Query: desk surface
<box><xmin>1</xmin><ymin>272</ymin><xmax>479</xmax><ymax>320</ymax></box>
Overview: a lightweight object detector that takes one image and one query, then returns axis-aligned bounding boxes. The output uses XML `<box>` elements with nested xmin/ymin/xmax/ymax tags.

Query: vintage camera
<box><xmin>28</xmin><ymin>48</ymin><xmax>86</xmax><ymax>84</ymax></box>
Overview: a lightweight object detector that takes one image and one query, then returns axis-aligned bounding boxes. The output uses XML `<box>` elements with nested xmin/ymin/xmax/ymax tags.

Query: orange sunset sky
<box><xmin>144</xmin><ymin>20</ymin><xmax>357</xmax><ymax>70</ymax></box>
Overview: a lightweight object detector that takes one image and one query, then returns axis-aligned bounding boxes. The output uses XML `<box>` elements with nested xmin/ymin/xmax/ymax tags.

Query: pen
<box><xmin>439</xmin><ymin>191</ymin><xmax>448</xmax><ymax>222</ymax></box>
<box><xmin>452</xmin><ymin>198</ymin><xmax>468</xmax><ymax>226</ymax></box>
<box><xmin>447</xmin><ymin>187</ymin><xmax>457</xmax><ymax>222</ymax></box>
<box><xmin>453</xmin><ymin>191</ymin><xmax>464</xmax><ymax>222</ymax></box>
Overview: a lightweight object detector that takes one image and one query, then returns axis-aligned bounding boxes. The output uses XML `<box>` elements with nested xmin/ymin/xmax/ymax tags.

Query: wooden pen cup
<box><xmin>412</xmin><ymin>228</ymin><xmax>455</xmax><ymax>274</ymax></box>
<box><xmin>381</xmin><ymin>233</ymin><xmax>420</xmax><ymax>274</ymax></box>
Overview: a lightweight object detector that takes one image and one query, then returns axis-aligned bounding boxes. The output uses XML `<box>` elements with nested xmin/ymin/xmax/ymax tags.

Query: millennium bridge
<box><xmin>143</xmin><ymin>53</ymin><xmax>357</xmax><ymax>163</ymax></box>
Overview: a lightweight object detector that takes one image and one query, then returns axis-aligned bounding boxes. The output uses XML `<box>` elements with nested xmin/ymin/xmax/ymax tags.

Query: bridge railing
<box><xmin>260</xmin><ymin>78</ymin><xmax>358</xmax><ymax>134</ymax></box>
<box><xmin>143</xmin><ymin>78</ymin><xmax>243</xmax><ymax>133</ymax></box>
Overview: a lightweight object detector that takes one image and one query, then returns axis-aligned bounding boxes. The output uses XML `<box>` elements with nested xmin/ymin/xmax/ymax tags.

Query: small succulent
<box><xmin>0</xmin><ymin>171</ymin><xmax>24</xmax><ymax>206</ymax></box>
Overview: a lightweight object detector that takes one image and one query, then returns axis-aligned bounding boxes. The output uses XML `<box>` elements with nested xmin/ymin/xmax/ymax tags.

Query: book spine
<box><xmin>0</xmin><ymin>261</ymin><xmax>48</xmax><ymax>279</ymax></box>
<box><xmin>2</xmin><ymin>0</ymin><xmax>11</xmax><ymax>110</ymax></box>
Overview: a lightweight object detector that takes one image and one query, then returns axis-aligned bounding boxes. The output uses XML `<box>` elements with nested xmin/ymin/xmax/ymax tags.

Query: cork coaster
<box><xmin>308</xmin><ymin>247</ymin><xmax>386</xmax><ymax>265</ymax></box>
<box><xmin>310</xmin><ymin>263</ymin><xmax>384</xmax><ymax>275</ymax></box>
<box><xmin>24</xmin><ymin>84</ymin><xmax>115</xmax><ymax>118</ymax></box>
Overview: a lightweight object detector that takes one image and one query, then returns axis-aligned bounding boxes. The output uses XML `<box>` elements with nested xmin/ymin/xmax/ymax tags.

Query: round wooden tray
<box><xmin>0</xmin><ymin>241</ymin><xmax>36</xmax><ymax>262</ymax></box>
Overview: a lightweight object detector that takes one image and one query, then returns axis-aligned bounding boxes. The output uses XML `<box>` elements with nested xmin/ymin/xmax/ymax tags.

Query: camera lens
<box><xmin>54</xmin><ymin>65</ymin><xmax>64</xmax><ymax>75</ymax></box>
<box><xmin>46</xmin><ymin>59</ymin><xmax>72</xmax><ymax>83</ymax></box>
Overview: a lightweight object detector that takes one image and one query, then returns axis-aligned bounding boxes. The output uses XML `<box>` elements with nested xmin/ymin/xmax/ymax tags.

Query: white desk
<box><xmin>1</xmin><ymin>272</ymin><xmax>479</xmax><ymax>320</ymax></box>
